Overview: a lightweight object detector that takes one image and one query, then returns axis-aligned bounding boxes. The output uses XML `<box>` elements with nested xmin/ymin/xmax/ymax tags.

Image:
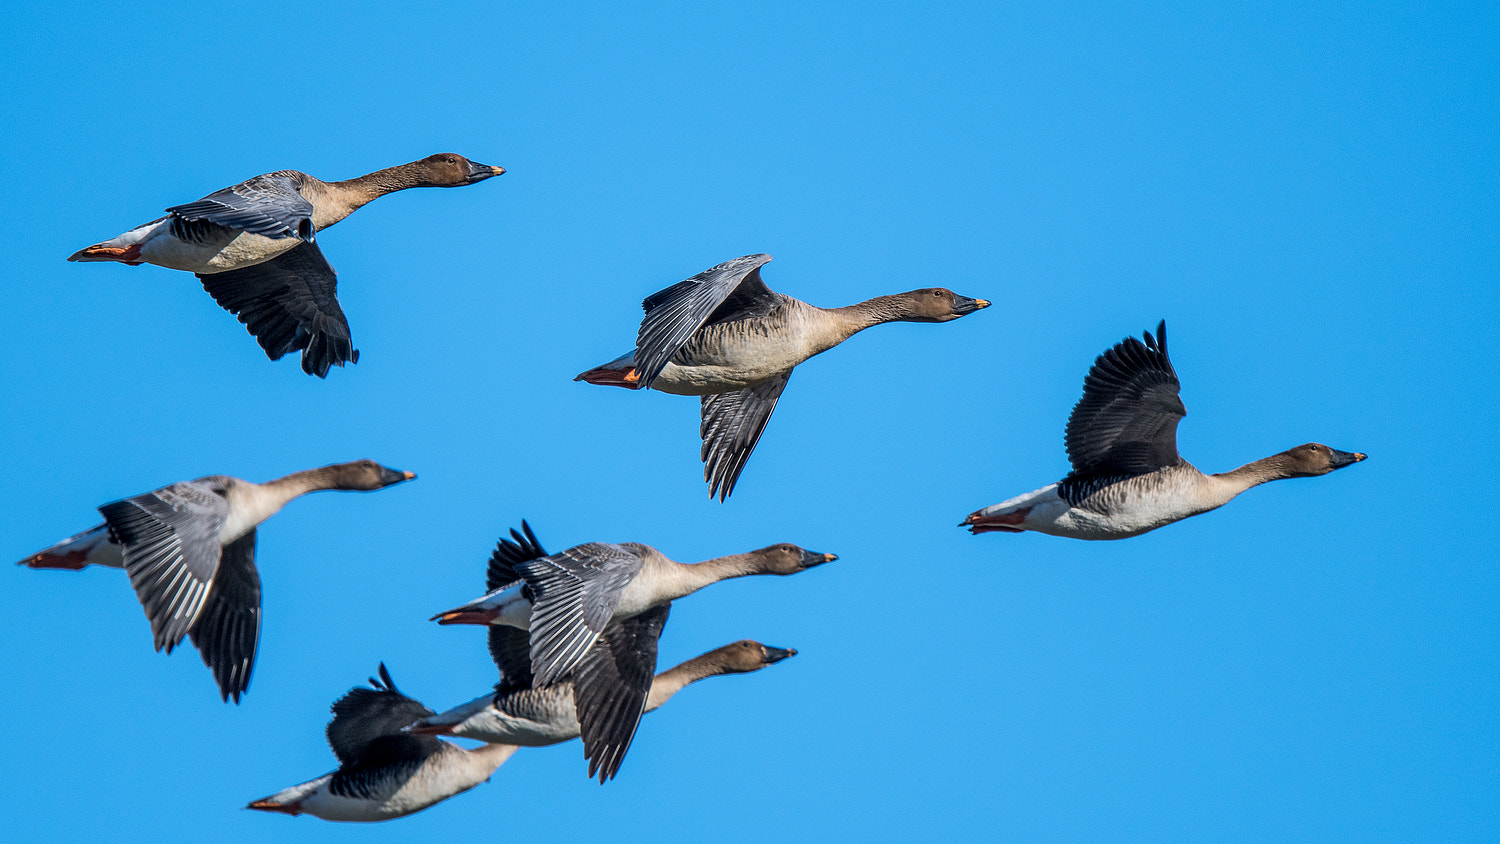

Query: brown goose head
<box><xmin>1273</xmin><ymin>443</ymin><xmax>1367</xmax><ymax>478</ymax></box>
<box><xmin>883</xmin><ymin>288</ymin><xmax>990</xmax><ymax>323</ymax></box>
<box><xmin>402</xmin><ymin>153</ymin><xmax>506</xmax><ymax>187</ymax></box>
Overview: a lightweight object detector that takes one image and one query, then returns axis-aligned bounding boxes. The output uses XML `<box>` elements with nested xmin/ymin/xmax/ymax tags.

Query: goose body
<box><xmin>430</xmin><ymin>522</ymin><xmax>830</xmax><ymax>780</ymax></box>
<box><xmin>962</xmin><ymin>322</ymin><xmax>1366</xmax><ymax>540</ymax></box>
<box><xmin>69</xmin><ymin>154</ymin><xmax>504</xmax><ymax>376</ymax></box>
<box><xmin>248</xmin><ymin>665</ymin><xmax>517</xmax><ymax>822</ymax></box>
<box><xmin>18</xmin><ymin>460</ymin><xmax>414</xmax><ymax>700</ymax></box>
<box><xmin>575</xmin><ymin>253</ymin><xmax>989</xmax><ymax>498</ymax></box>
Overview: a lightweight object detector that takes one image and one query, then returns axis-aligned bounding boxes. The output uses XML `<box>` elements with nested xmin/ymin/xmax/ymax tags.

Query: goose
<box><xmin>961</xmin><ymin>322</ymin><xmax>1366</xmax><ymax>540</ymax></box>
<box><xmin>407</xmin><ymin>639</ymin><xmax>796</xmax><ymax>747</ymax></box>
<box><xmin>430</xmin><ymin>521</ymin><xmax>832</xmax><ymax>780</ymax></box>
<box><xmin>247</xmin><ymin>664</ymin><xmax>518</xmax><ymax>822</ymax></box>
<box><xmin>17</xmin><ymin>460</ymin><xmax>414</xmax><ymax>700</ymax></box>
<box><xmin>69</xmin><ymin>153</ymin><xmax>505</xmax><ymax>376</ymax></box>
<box><xmin>575</xmin><ymin>253</ymin><xmax>989</xmax><ymax>499</ymax></box>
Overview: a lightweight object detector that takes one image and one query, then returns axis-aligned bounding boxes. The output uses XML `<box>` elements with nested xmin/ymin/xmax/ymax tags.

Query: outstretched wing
<box><xmin>514</xmin><ymin>543</ymin><xmax>645</xmax><ymax>687</ymax></box>
<box><xmin>487</xmin><ymin>520</ymin><xmax>546</xmax><ymax>592</ymax></box>
<box><xmin>486</xmin><ymin>521</ymin><xmax>549</xmax><ymax>693</ymax></box>
<box><xmin>574</xmin><ymin>605</ymin><xmax>671</xmax><ymax>783</ymax></box>
<box><xmin>188</xmin><ymin>530</ymin><xmax>261</xmax><ymax>703</ymax></box>
<box><xmin>700</xmin><ymin>372</ymin><xmax>791</xmax><ymax>501</ymax></box>
<box><xmin>633</xmin><ymin>254</ymin><xmax>774</xmax><ymax>389</ymax></box>
<box><xmin>1063</xmin><ymin>321</ymin><xmax>1186</xmax><ymax>478</ymax></box>
<box><xmin>326</xmin><ymin>664</ymin><xmax>439</xmax><ymax>765</ymax></box>
<box><xmin>98</xmin><ymin>479</ymin><xmax>229</xmax><ymax>652</ymax></box>
<box><xmin>167</xmin><ymin>172</ymin><xmax>315</xmax><ymax>240</ymax></box>
<box><xmin>197</xmin><ymin>240</ymin><xmax>357</xmax><ymax>378</ymax></box>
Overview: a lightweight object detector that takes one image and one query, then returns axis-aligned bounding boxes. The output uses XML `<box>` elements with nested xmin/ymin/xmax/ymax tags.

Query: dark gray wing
<box><xmin>166</xmin><ymin>172</ymin><xmax>315</xmax><ymax>240</ymax></box>
<box><xmin>487</xmin><ymin>521</ymin><xmax>546</xmax><ymax>593</ymax></box>
<box><xmin>702</xmin><ymin>371</ymin><xmax>798</xmax><ymax>500</ymax></box>
<box><xmin>574</xmin><ymin>604</ymin><xmax>670</xmax><ymax>783</ymax></box>
<box><xmin>1064</xmin><ymin>321</ymin><xmax>1186</xmax><ymax>477</ymax></box>
<box><xmin>633</xmin><ymin>254</ymin><xmax>774</xmax><ymax>389</ymax></box>
<box><xmin>489</xmin><ymin>627</ymin><xmax>535</xmax><ymax>695</ymax></box>
<box><xmin>188</xmin><ymin>530</ymin><xmax>261</xmax><ymax>703</ymax></box>
<box><xmin>488</xmin><ymin>522</ymin><xmax>549</xmax><ymax>693</ymax></box>
<box><xmin>326</xmin><ymin>665</ymin><xmax>442</xmax><ymax>799</ymax></box>
<box><xmin>700</xmin><ymin>372</ymin><xmax>791</xmax><ymax>501</ymax></box>
<box><xmin>197</xmin><ymin>241</ymin><xmax>358</xmax><ymax>378</ymax></box>
<box><xmin>326</xmin><ymin>664</ymin><xmax>440</xmax><ymax>765</ymax></box>
<box><xmin>98</xmin><ymin>480</ymin><xmax>229</xmax><ymax>652</ymax></box>
<box><xmin>514</xmin><ymin>543</ymin><xmax>645</xmax><ymax>687</ymax></box>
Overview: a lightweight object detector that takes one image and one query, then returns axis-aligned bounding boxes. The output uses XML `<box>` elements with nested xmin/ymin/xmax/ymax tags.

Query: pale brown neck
<box><xmin>1212</xmin><ymin>453</ymin><xmax>1297</xmax><ymax>493</ymax></box>
<box><xmin>645</xmin><ymin>652</ymin><xmax>735</xmax><ymax>711</ymax></box>
<box><xmin>824</xmin><ymin>295</ymin><xmax>913</xmax><ymax>337</ymax></box>
<box><xmin>316</xmin><ymin>164</ymin><xmax>428</xmax><ymax>223</ymax></box>
<box><xmin>663</xmin><ymin>552</ymin><xmax>776</xmax><ymax>600</ymax></box>
<box><xmin>464</xmin><ymin>742</ymin><xmax>521</xmax><ymax>772</ymax></box>
<box><xmin>259</xmin><ymin>466</ymin><xmax>348</xmax><ymax>501</ymax></box>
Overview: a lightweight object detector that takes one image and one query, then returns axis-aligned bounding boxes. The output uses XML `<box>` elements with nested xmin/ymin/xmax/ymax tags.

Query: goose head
<box><xmin>320</xmin><ymin>460</ymin><xmax>418</xmax><ymax>491</ymax></box>
<box><xmin>751</xmin><ymin>543</ymin><xmax>838</xmax><ymax>574</ymax></box>
<box><xmin>1275</xmin><ymin>443</ymin><xmax>1367</xmax><ymax>478</ymax></box>
<box><xmin>405</xmin><ymin>153</ymin><xmax>506</xmax><ymax>187</ymax></box>
<box><xmin>705</xmin><ymin>640</ymin><xmax>798</xmax><ymax>673</ymax></box>
<box><xmin>886</xmin><ymin>288</ymin><xmax>990</xmax><ymax>323</ymax></box>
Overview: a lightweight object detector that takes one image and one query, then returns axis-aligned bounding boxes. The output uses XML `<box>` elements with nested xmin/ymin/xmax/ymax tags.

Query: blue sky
<box><xmin>1</xmin><ymin>0</ymin><xmax>1495</xmax><ymax>840</ymax></box>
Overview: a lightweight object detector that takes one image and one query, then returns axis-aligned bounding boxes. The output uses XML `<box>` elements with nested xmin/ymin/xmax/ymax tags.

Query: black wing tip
<box><xmin>219</xmin><ymin>679</ymin><xmax>249</xmax><ymax>704</ymax></box>
<box><xmin>1143</xmin><ymin>320</ymin><xmax>1168</xmax><ymax>356</ymax></box>
<box><xmin>300</xmin><ymin>340</ymin><xmax>359</xmax><ymax>378</ymax></box>
<box><xmin>372</xmin><ymin>662</ymin><xmax>397</xmax><ymax>694</ymax></box>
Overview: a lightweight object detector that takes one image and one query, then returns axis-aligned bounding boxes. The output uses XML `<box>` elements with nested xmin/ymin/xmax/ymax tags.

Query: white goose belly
<box><xmin>1051</xmin><ymin>482</ymin><xmax>1229</xmax><ymax>540</ymax></box>
<box><xmin>442</xmin><ymin>694</ymin><xmax>580</xmax><ymax>746</ymax></box>
<box><xmin>649</xmin><ymin>343</ymin><xmax>807</xmax><ymax>396</ymax></box>
<box><xmin>295</xmin><ymin>770</ymin><xmax>477</xmax><ymax>822</ymax></box>
<box><xmin>131</xmin><ymin>219</ymin><xmax>301</xmax><ymax>273</ymax></box>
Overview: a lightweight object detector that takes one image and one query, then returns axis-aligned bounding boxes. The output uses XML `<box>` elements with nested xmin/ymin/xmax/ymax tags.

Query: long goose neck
<box><xmin>823</xmin><ymin>295</ymin><xmax>914</xmax><ymax>339</ymax></box>
<box><xmin>314</xmin><ymin>165</ymin><xmax>425</xmax><ymax>225</ymax></box>
<box><xmin>658</xmin><ymin>552</ymin><xmax>772</xmax><ymax>601</ymax></box>
<box><xmin>644</xmin><ymin>653</ymin><xmax>731</xmax><ymax>712</ymax></box>
<box><xmin>258</xmin><ymin>466</ymin><xmax>348</xmax><ymax>504</ymax></box>
<box><xmin>461</xmin><ymin>742</ymin><xmax>520</xmax><ymax>775</ymax></box>
<box><xmin>1211</xmin><ymin>453</ymin><xmax>1298</xmax><ymax>495</ymax></box>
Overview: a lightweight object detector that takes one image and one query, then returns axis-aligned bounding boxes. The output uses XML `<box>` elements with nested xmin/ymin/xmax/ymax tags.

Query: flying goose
<box><xmin>18</xmin><ymin>460</ymin><xmax>414</xmax><ymax>700</ymax></box>
<box><xmin>575</xmin><ymin>253</ymin><xmax>989</xmax><ymax>499</ymax></box>
<box><xmin>407</xmin><ymin>638</ymin><xmax>796</xmax><ymax>748</ymax></box>
<box><xmin>431</xmin><ymin>521</ymin><xmax>832</xmax><ymax>780</ymax></box>
<box><xmin>247</xmin><ymin>664</ymin><xmax>517</xmax><ymax>822</ymax></box>
<box><xmin>69</xmin><ymin>153</ymin><xmax>504</xmax><ymax>376</ymax></box>
<box><xmin>961</xmin><ymin>322</ymin><xmax>1366</xmax><ymax>539</ymax></box>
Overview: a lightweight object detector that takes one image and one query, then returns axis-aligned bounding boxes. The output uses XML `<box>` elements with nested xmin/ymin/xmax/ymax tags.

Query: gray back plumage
<box><xmin>166</xmin><ymin>171</ymin><xmax>315</xmax><ymax>240</ymax></box>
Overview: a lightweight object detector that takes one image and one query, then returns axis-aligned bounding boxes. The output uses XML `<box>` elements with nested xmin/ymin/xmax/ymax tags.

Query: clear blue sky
<box><xmin>2</xmin><ymin>1</ymin><xmax>1495</xmax><ymax>840</ymax></box>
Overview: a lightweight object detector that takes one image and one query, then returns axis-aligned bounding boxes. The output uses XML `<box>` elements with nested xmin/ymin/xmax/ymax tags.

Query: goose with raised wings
<box><xmin>248</xmin><ymin>665</ymin><xmax>517</xmax><ymax>822</ymax></box>
<box><xmin>962</xmin><ymin>322</ymin><xmax>1365</xmax><ymax>540</ymax></box>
